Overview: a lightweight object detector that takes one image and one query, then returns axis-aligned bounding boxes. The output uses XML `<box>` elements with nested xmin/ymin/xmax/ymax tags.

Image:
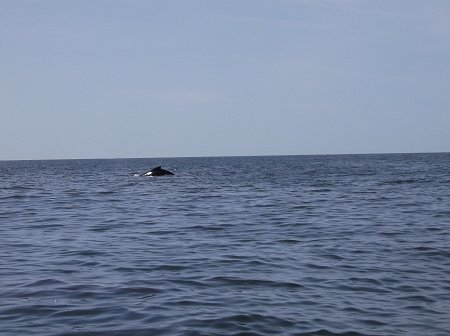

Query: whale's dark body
<box><xmin>143</xmin><ymin>166</ymin><xmax>174</xmax><ymax>176</ymax></box>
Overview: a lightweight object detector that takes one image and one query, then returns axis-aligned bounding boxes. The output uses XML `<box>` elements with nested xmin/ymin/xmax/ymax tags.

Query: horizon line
<box><xmin>1</xmin><ymin>151</ymin><xmax>449</xmax><ymax>162</ymax></box>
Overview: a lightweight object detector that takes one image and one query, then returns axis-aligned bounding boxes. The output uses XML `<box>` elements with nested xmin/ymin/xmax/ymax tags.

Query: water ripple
<box><xmin>1</xmin><ymin>154</ymin><xmax>450</xmax><ymax>336</ymax></box>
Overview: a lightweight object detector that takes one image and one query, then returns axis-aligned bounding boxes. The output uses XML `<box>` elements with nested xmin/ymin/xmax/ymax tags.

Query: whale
<box><xmin>142</xmin><ymin>166</ymin><xmax>174</xmax><ymax>176</ymax></box>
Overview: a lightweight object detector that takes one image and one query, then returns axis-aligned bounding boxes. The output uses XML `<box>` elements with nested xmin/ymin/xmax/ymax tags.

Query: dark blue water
<box><xmin>1</xmin><ymin>154</ymin><xmax>450</xmax><ymax>336</ymax></box>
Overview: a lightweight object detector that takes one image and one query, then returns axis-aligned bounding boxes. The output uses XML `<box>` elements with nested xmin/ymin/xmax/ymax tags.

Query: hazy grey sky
<box><xmin>1</xmin><ymin>0</ymin><xmax>449</xmax><ymax>160</ymax></box>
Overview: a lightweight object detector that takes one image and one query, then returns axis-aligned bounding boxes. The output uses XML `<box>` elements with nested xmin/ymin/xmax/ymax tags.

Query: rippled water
<box><xmin>1</xmin><ymin>154</ymin><xmax>450</xmax><ymax>336</ymax></box>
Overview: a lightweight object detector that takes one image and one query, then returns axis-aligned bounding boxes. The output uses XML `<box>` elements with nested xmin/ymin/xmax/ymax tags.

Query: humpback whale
<box><xmin>142</xmin><ymin>166</ymin><xmax>174</xmax><ymax>176</ymax></box>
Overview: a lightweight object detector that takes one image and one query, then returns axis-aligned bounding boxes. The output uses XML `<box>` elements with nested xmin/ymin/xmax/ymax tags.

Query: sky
<box><xmin>1</xmin><ymin>0</ymin><xmax>449</xmax><ymax>160</ymax></box>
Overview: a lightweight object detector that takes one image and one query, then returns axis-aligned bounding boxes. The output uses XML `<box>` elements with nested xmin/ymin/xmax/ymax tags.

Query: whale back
<box><xmin>143</xmin><ymin>166</ymin><xmax>174</xmax><ymax>176</ymax></box>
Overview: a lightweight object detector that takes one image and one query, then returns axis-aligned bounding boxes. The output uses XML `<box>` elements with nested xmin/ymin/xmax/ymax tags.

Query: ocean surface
<box><xmin>1</xmin><ymin>153</ymin><xmax>450</xmax><ymax>336</ymax></box>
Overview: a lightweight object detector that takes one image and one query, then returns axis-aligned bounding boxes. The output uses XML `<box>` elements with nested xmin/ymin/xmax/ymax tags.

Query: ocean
<box><xmin>1</xmin><ymin>153</ymin><xmax>450</xmax><ymax>336</ymax></box>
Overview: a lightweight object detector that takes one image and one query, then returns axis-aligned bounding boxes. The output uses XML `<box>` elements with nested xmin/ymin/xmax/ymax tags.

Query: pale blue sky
<box><xmin>1</xmin><ymin>0</ymin><xmax>449</xmax><ymax>160</ymax></box>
